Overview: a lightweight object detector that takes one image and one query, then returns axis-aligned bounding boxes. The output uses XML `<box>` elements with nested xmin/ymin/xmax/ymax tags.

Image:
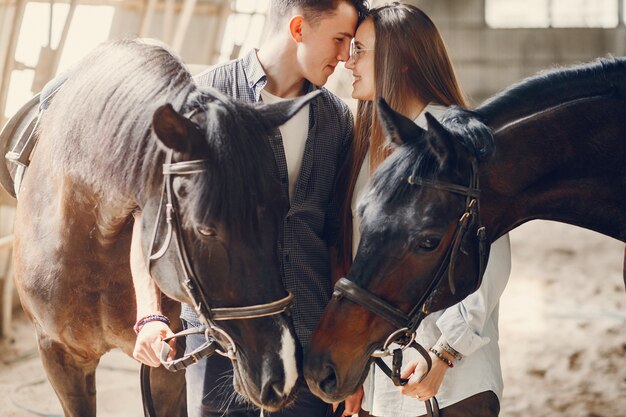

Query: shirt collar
<box><xmin>242</xmin><ymin>49</ymin><xmax>319</xmax><ymax>101</ymax></box>
<box><xmin>242</xmin><ymin>49</ymin><xmax>267</xmax><ymax>100</ymax></box>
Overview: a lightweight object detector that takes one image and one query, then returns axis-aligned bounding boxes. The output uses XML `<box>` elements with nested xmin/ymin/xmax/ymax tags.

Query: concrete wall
<box><xmin>404</xmin><ymin>0</ymin><xmax>626</xmax><ymax>105</ymax></box>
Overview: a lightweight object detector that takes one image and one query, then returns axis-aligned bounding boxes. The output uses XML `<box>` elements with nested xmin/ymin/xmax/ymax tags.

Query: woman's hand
<box><xmin>398</xmin><ymin>352</ymin><xmax>450</xmax><ymax>401</ymax></box>
<box><xmin>133</xmin><ymin>321</ymin><xmax>176</xmax><ymax>367</ymax></box>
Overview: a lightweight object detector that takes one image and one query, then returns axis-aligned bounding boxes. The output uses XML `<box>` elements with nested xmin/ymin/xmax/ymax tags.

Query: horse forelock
<box><xmin>366</xmin><ymin>108</ymin><xmax>492</xmax><ymax>209</ymax></box>
<box><xmin>182</xmin><ymin>88</ymin><xmax>281</xmax><ymax>240</ymax></box>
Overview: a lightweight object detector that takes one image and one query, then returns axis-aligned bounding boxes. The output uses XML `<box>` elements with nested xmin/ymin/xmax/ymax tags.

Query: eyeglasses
<box><xmin>349</xmin><ymin>38</ymin><xmax>374</xmax><ymax>62</ymax></box>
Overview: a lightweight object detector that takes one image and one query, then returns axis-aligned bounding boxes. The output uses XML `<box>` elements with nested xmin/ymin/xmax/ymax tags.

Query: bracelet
<box><xmin>134</xmin><ymin>314</ymin><xmax>170</xmax><ymax>334</ymax></box>
<box><xmin>429</xmin><ymin>347</ymin><xmax>454</xmax><ymax>368</ymax></box>
<box><xmin>438</xmin><ymin>342</ymin><xmax>462</xmax><ymax>361</ymax></box>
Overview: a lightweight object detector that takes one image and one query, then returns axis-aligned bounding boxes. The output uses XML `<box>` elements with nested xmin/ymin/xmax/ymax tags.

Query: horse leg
<box><xmin>37</xmin><ymin>331</ymin><xmax>99</xmax><ymax>417</ymax></box>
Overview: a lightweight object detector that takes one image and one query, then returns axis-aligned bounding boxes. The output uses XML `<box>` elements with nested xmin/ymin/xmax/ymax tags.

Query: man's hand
<box><xmin>332</xmin><ymin>385</ymin><xmax>363</xmax><ymax>416</ymax></box>
<box><xmin>133</xmin><ymin>321</ymin><xmax>176</xmax><ymax>367</ymax></box>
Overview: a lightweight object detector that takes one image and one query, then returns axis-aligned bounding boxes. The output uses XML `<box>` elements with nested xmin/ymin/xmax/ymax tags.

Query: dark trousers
<box><xmin>358</xmin><ymin>391</ymin><xmax>500</xmax><ymax>417</ymax></box>
<box><xmin>183</xmin><ymin>321</ymin><xmax>333</xmax><ymax>417</ymax></box>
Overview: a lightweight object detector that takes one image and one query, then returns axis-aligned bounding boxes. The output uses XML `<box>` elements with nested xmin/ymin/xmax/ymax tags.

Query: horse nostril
<box><xmin>319</xmin><ymin>364</ymin><xmax>338</xmax><ymax>395</ymax></box>
<box><xmin>260</xmin><ymin>378</ymin><xmax>284</xmax><ymax>406</ymax></box>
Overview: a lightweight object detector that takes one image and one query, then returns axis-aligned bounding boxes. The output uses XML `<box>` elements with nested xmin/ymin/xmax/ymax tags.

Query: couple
<box><xmin>132</xmin><ymin>1</ymin><xmax>511</xmax><ymax>417</ymax></box>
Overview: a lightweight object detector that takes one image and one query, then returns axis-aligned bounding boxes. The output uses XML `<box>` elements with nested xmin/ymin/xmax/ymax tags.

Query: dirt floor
<box><xmin>0</xmin><ymin>220</ymin><xmax>624</xmax><ymax>417</ymax></box>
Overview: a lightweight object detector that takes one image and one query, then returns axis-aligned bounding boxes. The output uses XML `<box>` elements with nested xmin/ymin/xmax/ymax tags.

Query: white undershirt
<box><xmin>260</xmin><ymin>88</ymin><xmax>310</xmax><ymax>201</ymax></box>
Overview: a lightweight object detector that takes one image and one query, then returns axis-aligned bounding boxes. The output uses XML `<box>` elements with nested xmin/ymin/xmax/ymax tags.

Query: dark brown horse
<box><xmin>8</xmin><ymin>39</ymin><xmax>318</xmax><ymax>416</ymax></box>
<box><xmin>304</xmin><ymin>57</ymin><xmax>626</xmax><ymax>401</ymax></box>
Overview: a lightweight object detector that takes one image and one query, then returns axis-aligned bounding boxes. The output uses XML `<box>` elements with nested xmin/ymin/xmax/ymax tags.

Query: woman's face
<box><xmin>345</xmin><ymin>17</ymin><xmax>375</xmax><ymax>101</ymax></box>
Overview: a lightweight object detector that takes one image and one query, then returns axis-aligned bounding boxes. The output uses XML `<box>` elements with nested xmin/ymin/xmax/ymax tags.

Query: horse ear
<box><xmin>424</xmin><ymin>112</ymin><xmax>456</xmax><ymax>168</ymax></box>
<box><xmin>257</xmin><ymin>90</ymin><xmax>322</xmax><ymax>128</ymax></box>
<box><xmin>153</xmin><ymin>103</ymin><xmax>202</xmax><ymax>153</ymax></box>
<box><xmin>376</xmin><ymin>98</ymin><xmax>425</xmax><ymax>146</ymax></box>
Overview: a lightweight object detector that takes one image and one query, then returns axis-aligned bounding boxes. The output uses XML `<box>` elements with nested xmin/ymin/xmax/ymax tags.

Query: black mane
<box><xmin>477</xmin><ymin>56</ymin><xmax>626</xmax><ymax>128</ymax></box>
<box><xmin>182</xmin><ymin>88</ymin><xmax>281</xmax><ymax>238</ymax></box>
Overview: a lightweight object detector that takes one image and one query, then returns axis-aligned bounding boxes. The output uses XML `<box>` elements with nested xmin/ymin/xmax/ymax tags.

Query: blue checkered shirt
<box><xmin>181</xmin><ymin>49</ymin><xmax>354</xmax><ymax>347</ymax></box>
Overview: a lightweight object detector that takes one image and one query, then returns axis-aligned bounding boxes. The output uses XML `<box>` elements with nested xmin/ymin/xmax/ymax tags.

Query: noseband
<box><xmin>147</xmin><ymin>150</ymin><xmax>293</xmax><ymax>371</ymax></box>
<box><xmin>334</xmin><ymin>161</ymin><xmax>488</xmax><ymax>394</ymax></box>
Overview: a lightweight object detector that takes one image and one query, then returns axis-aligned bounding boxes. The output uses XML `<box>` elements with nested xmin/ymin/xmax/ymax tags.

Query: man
<box><xmin>132</xmin><ymin>1</ymin><xmax>368</xmax><ymax>416</ymax></box>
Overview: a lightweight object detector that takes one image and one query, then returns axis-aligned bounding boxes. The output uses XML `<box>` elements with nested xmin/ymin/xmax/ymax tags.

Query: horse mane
<box><xmin>39</xmin><ymin>39</ymin><xmax>280</xmax><ymax>238</ymax></box>
<box><xmin>477</xmin><ymin>56</ymin><xmax>626</xmax><ymax>129</ymax></box>
<box><xmin>41</xmin><ymin>39</ymin><xmax>195</xmax><ymax>199</ymax></box>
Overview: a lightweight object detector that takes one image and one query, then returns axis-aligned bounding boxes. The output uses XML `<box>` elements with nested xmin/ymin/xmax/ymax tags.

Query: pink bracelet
<box><xmin>134</xmin><ymin>314</ymin><xmax>170</xmax><ymax>334</ymax></box>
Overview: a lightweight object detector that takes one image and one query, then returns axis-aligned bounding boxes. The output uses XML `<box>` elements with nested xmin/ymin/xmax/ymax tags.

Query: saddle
<box><xmin>0</xmin><ymin>72</ymin><xmax>68</xmax><ymax>198</ymax></box>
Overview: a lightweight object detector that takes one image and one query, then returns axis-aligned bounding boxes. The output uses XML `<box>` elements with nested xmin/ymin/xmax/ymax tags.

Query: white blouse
<box><xmin>353</xmin><ymin>103</ymin><xmax>512</xmax><ymax>416</ymax></box>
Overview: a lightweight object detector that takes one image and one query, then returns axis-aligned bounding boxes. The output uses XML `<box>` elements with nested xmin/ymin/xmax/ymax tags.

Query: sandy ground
<box><xmin>0</xmin><ymin>220</ymin><xmax>624</xmax><ymax>417</ymax></box>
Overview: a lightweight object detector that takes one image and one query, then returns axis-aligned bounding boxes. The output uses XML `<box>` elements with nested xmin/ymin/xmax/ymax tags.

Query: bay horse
<box><xmin>9</xmin><ymin>39</ymin><xmax>318</xmax><ymax>416</ymax></box>
<box><xmin>304</xmin><ymin>57</ymin><xmax>626</xmax><ymax>401</ymax></box>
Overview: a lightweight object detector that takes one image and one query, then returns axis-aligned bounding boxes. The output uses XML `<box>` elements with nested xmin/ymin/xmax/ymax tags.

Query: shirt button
<box><xmin>284</xmin><ymin>253</ymin><xmax>290</xmax><ymax>262</ymax></box>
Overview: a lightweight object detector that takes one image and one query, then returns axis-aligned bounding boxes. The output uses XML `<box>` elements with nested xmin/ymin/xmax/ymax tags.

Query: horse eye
<box><xmin>418</xmin><ymin>237</ymin><xmax>441</xmax><ymax>251</ymax></box>
<box><xmin>198</xmin><ymin>227</ymin><xmax>217</xmax><ymax>237</ymax></box>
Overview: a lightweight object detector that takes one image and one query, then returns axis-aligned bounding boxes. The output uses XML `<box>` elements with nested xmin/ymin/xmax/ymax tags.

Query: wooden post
<box><xmin>49</xmin><ymin>0</ymin><xmax>77</xmax><ymax>77</ymax></box>
<box><xmin>163</xmin><ymin>0</ymin><xmax>175</xmax><ymax>44</ymax></box>
<box><xmin>0</xmin><ymin>0</ymin><xmax>27</xmax><ymax>125</ymax></box>
<box><xmin>139</xmin><ymin>0</ymin><xmax>158</xmax><ymax>37</ymax></box>
<box><xmin>171</xmin><ymin>0</ymin><xmax>197</xmax><ymax>54</ymax></box>
<box><xmin>208</xmin><ymin>0</ymin><xmax>231</xmax><ymax>63</ymax></box>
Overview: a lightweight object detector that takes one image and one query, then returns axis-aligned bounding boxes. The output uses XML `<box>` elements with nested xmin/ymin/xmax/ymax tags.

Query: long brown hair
<box><xmin>335</xmin><ymin>2</ymin><xmax>468</xmax><ymax>274</ymax></box>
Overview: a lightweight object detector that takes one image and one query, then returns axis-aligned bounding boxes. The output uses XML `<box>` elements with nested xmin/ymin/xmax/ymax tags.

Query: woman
<box><xmin>337</xmin><ymin>3</ymin><xmax>511</xmax><ymax>417</ymax></box>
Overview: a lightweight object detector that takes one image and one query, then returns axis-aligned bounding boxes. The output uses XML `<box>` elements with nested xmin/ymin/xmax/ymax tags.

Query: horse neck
<box><xmin>480</xmin><ymin>95</ymin><xmax>626</xmax><ymax>243</ymax></box>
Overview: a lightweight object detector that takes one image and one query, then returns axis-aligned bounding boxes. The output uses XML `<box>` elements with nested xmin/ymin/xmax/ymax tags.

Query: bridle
<box><xmin>333</xmin><ymin>160</ymin><xmax>488</xmax><ymax>406</ymax></box>
<box><xmin>147</xmin><ymin>149</ymin><xmax>293</xmax><ymax>371</ymax></box>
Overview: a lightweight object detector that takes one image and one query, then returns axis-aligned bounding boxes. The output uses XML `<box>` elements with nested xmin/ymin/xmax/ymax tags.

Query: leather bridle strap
<box><xmin>210</xmin><ymin>292</ymin><xmax>294</xmax><ymax>321</ymax></box>
<box><xmin>334</xmin><ymin>278</ymin><xmax>409</xmax><ymax>329</ymax></box>
<box><xmin>408</xmin><ymin>175</ymin><xmax>479</xmax><ymax>199</ymax></box>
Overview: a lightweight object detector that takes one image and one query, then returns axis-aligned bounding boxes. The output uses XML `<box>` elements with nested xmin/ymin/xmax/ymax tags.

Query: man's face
<box><xmin>297</xmin><ymin>1</ymin><xmax>359</xmax><ymax>87</ymax></box>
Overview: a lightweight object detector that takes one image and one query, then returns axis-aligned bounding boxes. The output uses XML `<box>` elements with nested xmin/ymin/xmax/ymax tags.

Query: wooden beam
<box><xmin>171</xmin><ymin>0</ymin><xmax>197</xmax><ymax>53</ymax></box>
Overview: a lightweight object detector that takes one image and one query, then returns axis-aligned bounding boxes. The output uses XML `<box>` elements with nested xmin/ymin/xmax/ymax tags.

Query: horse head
<box><xmin>143</xmin><ymin>88</ymin><xmax>321</xmax><ymax>411</ymax></box>
<box><xmin>305</xmin><ymin>99</ymin><xmax>493</xmax><ymax>401</ymax></box>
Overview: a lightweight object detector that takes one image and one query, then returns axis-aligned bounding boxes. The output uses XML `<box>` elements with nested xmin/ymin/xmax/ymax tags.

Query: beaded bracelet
<box><xmin>429</xmin><ymin>347</ymin><xmax>454</xmax><ymax>368</ymax></box>
<box><xmin>134</xmin><ymin>314</ymin><xmax>171</xmax><ymax>335</ymax></box>
<box><xmin>438</xmin><ymin>342</ymin><xmax>463</xmax><ymax>361</ymax></box>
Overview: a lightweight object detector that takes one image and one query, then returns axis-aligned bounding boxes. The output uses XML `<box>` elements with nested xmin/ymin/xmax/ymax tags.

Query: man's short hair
<box><xmin>268</xmin><ymin>0</ymin><xmax>369</xmax><ymax>30</ymax></box>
